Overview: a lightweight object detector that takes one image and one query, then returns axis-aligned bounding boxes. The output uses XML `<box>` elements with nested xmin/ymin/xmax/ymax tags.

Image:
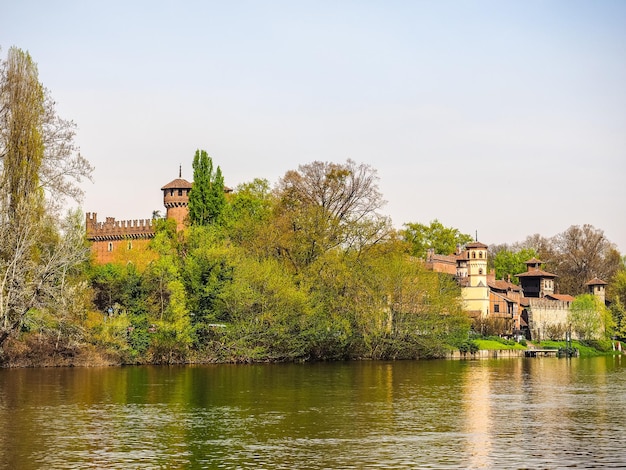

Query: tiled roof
<box><xmin>488</xmin><ymin>279</ymin><xmax>522</xmax><ymax>292</ymax></box>
<box><xmin>585</xmin><ymin>277</ymin><xmax>607</xmax><ymax>286</ymax></box>
<box><xmin>430</xmin><ymin>254</ymin><xmax>457</xmax><ymax>264</ymax></box>
<box><xmin>161</xmin><ymin>178</ymin><xmax>193</xmax><ymax>190</ymax></box>
<box><xmin>516</xmin><ymin>269</ymin><xmax>557</xmax><ymax>278</ymax></box>
<box><xmin>525</xmin><ymin>257</ymin><xmax>543</xmax><ymax>264</ymax></box>
<box><xmin>545</xmin><ymin>293</ymin><xmax>575</xmax><ymax>302</ymax></box>
<box><xmin>466</xmin><ymin>241</ymin><xmax>488</xmax><ymax>249</ymax></box>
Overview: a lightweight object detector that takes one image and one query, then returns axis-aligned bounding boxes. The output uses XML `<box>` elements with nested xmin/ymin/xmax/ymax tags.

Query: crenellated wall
<box><xmin>86</xmin><ymin>212</ymin><xmax>156</xmax><ymax>240</ymax></box>
<box><xmin>86</xmin><ymin>213</ymin><xmax>156</xmax><ymax>265</ymax></box>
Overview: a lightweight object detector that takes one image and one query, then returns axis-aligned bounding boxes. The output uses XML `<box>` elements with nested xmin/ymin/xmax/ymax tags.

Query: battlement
<box><xmin>527</xmin><ymin>297</ymin><xmax>571</xmax><ymax>310</ymax></box>
<box><xmin>86</xmin><ymin>212</ymin><xmax>155</xmax><ymax>241</ymax></box>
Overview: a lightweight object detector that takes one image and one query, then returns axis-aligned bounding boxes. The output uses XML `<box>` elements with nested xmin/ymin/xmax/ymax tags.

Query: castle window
<box><xmin>479</xmin><ymin>251</ymin><xmax>483</xmax><ymax>259</ymax></box>
<box><xmin>108</xmin><ymin>242</ymin><xmax>113</xmax><ymax>252</ymax></box>
<box><xmin>472</xmin><ymin>252</ymin><xmax>476</xmax><ymax>259</ymax></box>
<box><xmin>178</xmin><ymin>189</ymin><xmax>183</xmax><ymax>196</ymax></box>
<box><xmin>128</xmin><ymin>241</ymin><xmax>132</xmax><ymax>250</ymax></box>
<box><xmin>494</xmin><ymin>304</ymin><xmax>500</xmax><ymax>313</ymax></box>
<box><xmin>479</xmin><ymin>268</ymin><xmax>483</xmax><ymax>275</ymax></box>
<box><xmin>170</xmin><ymin>189</ymin><xmax>174</xmax><ymax>196</ymax></box>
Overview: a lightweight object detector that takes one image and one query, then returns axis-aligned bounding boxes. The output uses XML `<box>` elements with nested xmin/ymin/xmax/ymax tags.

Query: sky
<box><xmin>1</xmin><ymin>1</ymin><xmax>625</xmax><ymax>252</ymax></box>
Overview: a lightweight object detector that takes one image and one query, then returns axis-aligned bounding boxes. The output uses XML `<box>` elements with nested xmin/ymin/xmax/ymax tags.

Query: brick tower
<box><xmin>161</xmin><ymin>167</ymin><xmax>193</xmax><ymax>231</ymax></box>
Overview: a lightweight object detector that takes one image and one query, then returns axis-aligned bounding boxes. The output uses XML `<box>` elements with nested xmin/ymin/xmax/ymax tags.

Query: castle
<box><xmin>426</xmin><ymin>244</ymin><xmax>607</xmax><ymax>340</ymax></box>
<box><xmin>86</xmin><ymin>171</ymin><xmax>215</xmax><ymax>264</ymax></box>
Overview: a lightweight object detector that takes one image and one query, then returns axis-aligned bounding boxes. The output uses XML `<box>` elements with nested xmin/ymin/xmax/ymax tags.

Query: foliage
<box><xmin>527</xmin><ymin>225</ymin><xmax>622</xmax><ymax>296</ymax></box>
<box><xmin>0</xmin><ymin>48</ymin><xmax>93</xmax><ymax>349</ymax></box>
<box><xmin>273</xmin><ymin>159</ymin><xmax>390</xmax><ymax>272</ymax></box>
<box><xmin>492</xmin><ymin>247</ymin><xmax>537</xmax><ymax>284</ymax></box>
<box><xmin>569</xmin><ymin>294</ymin><xmax>611</xmax><ymax>341</ymax></box>
<box><xmin>539</xmin><ymin>339</ymin><xmax>617</xmax><ymax>357</ymax></box>
<box><xmin>544</xmin><ymin>322</ymin><xmax>567</xmax><ymax>341</ymax></box>
<box><xmin>472</xmin><ymin>316</ymin><xmax>512</xmax><ymax>337</ymax></box>
<box><xmin>402</xmin><ymin>219</ymin><xmax>473</xmax><ymax>259</ymax></box>
<box><xmin>188</xmin><ymin>149</ymin><xmax>226</xmax><ymax>226</ymax></box>
<box><xmin>458</xmin><ymin>340</ymin><xmax>479</xmax><ymax>354</ymax></box>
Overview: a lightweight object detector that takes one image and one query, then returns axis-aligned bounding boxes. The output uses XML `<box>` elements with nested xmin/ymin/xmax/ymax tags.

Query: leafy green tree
<box><xmin>493</xmin><ymin>247</ymin><xmax>537</xmax><ymax>283</ymax></box>
<box><xmin>609</xmin><ymin>298</ymin><xmax>626</xmax><ymax>341</ymax></box>
<box><xmin>179</xmin><ymin>225</ymin><xmax>234</xmax><ymax>347</ymax></box>
<box><xmin>221</xmin><ymin>178</ymin><xmax>273</xmax><ymax>252</ymax></box>
<box><xmin>188</xmin><ymin>149</ymin><xmax>226</xmax><ymax>226</ymax></box>
<box><xmin>218</xmin><ymin>254</ymin><xmax>313</xmax><ymax>361</ymax></box>
<box><xmin>402</xmin><ymin>219</ymin><xmax>473</xmax><ymax>259</ymax></box>
<box><xmin>608</xmin><ymin>269</ymin><xmax>626</xmax><ymax>339</ymax></box>
<box><xmin>569</xmin><ymin>294</ymin><xmax>611</xmax><ymax>340</ymax></box>
<box><xmin>0</xmin><ymin>47</ymin><xmax>45</xmax><ymax>217</ymax></box>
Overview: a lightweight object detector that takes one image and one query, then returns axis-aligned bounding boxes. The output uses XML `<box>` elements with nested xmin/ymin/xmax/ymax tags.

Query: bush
<box><xmin>458</xmin><ymin>340</ymin><xmax>479</xmax><ymax>354</ymax></box>
<box><xmin>582</xmin><ymin>339</ymin><xmax>613</xmax><ymax>352</ymax></box>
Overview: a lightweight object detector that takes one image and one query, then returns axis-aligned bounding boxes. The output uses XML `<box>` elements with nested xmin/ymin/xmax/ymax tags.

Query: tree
<box><xmin>0</xmin><ymin>47</ymin><xmax>93</xmax><ymax>214</ymax></box>
<box><xmin>608</xmin><ymin>269</ymin><xmax>626</xmax><ymax>340</ymax></box>
<box><xmin>0</xmin><ymin>47</ymin><xmax>93</xmax><ymax>347</ymax></box>
<box><xmin>273</xmin><ymin>159</ymin><xmax>390</xmax><ymax>271</ymax></box>
<box><xmin>188</xmin><ymin>149</ymin><xmax>226</xmax><ymax>226</ymax></box>
<box><xmin>569</xmin><ymin>294</ymin><xmax>611</xmax><ymax>341</ymax></box>
<box><xmin>0</xmin><ymin>207</ymin><xmax>90</xmax><ymax>346</ymax></box>
<box><xmin>550</xmin><ymin>225</ymin><xmax>621</xmax><ymax>295</ymax></box>
<box><xmin>221</xmin><ymin>178</ymin><xmax>273</xmax><ymax>252</ymax></box>
<box><xmin>0</xmin><ymin>47</ymin><xmax>45</xmax><ymax>217</ymax></box>
<box><xmin>402</xmin><ymin>219</ymin><xmax>473</xmax><ymax>259</ymax></box>
<box><xmin>492</xmin><ymin>247</ymin><xmax>537</xmax><ymax>283</ymax></box>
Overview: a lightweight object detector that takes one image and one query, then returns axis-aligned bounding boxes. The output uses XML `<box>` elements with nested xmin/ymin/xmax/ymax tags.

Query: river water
<box><xmin>0</xmin><ymin>356</ymin><xmax>624</xmax><ymax>469</ymax></box>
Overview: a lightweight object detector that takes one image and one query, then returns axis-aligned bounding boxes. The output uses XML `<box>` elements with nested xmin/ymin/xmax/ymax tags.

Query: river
<box><xmin>0</xmin><ymin>356</ymin><xmax>624</xmax><ymax>469</ymax></box>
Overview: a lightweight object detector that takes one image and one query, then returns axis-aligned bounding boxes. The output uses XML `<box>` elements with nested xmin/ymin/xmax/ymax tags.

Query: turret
<box><xmin>161</xmin><ymin>168</ymin><xmax>192</xmax><ymax>231</ymax></box>
<box><xmin>465</xmin><ymin>241</ymin><xmax>488</xmax><ymax>287</ymax></box>
<box><xmin>585</xmin><ymin>277</ymin><xmax>607</xmax><ymax>305</ymax></box>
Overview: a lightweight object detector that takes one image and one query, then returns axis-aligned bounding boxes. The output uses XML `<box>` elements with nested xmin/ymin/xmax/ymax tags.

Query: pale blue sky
<box><xmin>2</xmin><ymin>1</ymin><xmax>625</xmax><ymax>251</ymax></box>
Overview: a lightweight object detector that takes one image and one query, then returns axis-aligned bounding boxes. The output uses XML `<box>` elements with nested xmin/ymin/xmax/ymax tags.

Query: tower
<box><xmin>515</xmin><ymin>258</ymin><xmax>556</xmax><ymax>298</ymax></box>
<box><xmin>460</xmin><ymin>241</ymin><xmax>490</xmax><ymax>318</ymax></box>
<box><xmin>585</xmin><ymin>277</ymin><xmax>607</xmax><ymax>305</ymax></box>
<box><xmin>466</xmin><ymin>241</ymin><xmax>488</xmax><ymax>288</ymax></box>
<box><xmin>161</xmin><ymin>168</ymin><xmax>192</xmax><ymax>231</ymax></box>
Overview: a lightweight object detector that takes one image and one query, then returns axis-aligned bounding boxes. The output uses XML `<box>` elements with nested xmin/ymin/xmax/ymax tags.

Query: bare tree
<box><xmin>551</xmin><ymin>225</ymin><xmax>621</xmax><ymax>295</ymax></box>
<box><xmin>0</xmin><ymin>203</ymin><xmax>90</xmax><ymax>346</ymax></box>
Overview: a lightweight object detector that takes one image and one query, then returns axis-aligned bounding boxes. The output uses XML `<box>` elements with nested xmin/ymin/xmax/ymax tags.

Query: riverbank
<box><xmin>1</xmin><ymin>335</ymin><xmax>623</xmax><ymax>368</ymax></box>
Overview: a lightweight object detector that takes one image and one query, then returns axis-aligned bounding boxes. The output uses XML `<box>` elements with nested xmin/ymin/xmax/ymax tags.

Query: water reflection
<box><xmin>0</xmin><ymin>357</ymin><xmax>624</xmax><ymax>468</ymax></box>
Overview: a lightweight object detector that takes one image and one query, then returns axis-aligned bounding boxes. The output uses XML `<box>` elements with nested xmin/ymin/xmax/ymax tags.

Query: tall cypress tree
<box><xmin>188</xmin><ymin>149</ymin><xmax>226</xmax><ymax>226</ymax></box>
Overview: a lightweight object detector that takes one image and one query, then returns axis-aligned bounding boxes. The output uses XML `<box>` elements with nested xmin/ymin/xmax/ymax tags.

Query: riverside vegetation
<box><xmin>2</xmin><ymin>47</ymin><xmax>625</xmax><ymax>367</ymax></box>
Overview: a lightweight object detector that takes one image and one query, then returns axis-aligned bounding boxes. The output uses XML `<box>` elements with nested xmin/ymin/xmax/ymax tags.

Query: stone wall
<box><xmin>527</xmin><ymin>298</ymin><xmax>571</xmax><ymax>340</ymax></box>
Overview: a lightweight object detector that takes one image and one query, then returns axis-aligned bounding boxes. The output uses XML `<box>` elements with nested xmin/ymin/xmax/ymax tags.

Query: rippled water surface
<box><xmin>1</xmin><ymin>356</ymin><xmax>625</xmax><ymax>469</ymax></box>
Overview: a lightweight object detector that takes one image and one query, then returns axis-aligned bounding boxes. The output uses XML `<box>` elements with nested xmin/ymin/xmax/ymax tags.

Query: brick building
<box><xmin>86</xmin><ymin>172</ymin><xmax>194</xmax><ymax>264</ymax></box>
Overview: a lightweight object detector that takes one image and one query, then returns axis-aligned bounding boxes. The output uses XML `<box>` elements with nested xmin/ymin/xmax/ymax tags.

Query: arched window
<box><xmin>107</xmin><ymin>242</ymin><xmax>113</xmax><ymax>252</ymax></box>
<box><xmin>472</xmin><ymin>251</ymin><xmax>476</xmax><ymax>259</ymax></box>
<box><xmin>479</xmin><ymin>251</ymin><xmax>483</xmax><ymax>259</ymax></box>
<box><xmin>127</xmin><ymin>241</ymin><xmax>132</xmax><ymax>250</ymax></box>
<box><xmin>479</xmin><ymin>268</ymin><xmax>483</xmax><ymax>275</ymax></box>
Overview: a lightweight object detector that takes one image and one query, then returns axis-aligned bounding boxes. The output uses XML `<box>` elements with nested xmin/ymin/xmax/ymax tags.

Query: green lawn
<box><xmin>474</xmin><ymin>339</ymin><xmax>527</xmax><ymax>351</ymax></box>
